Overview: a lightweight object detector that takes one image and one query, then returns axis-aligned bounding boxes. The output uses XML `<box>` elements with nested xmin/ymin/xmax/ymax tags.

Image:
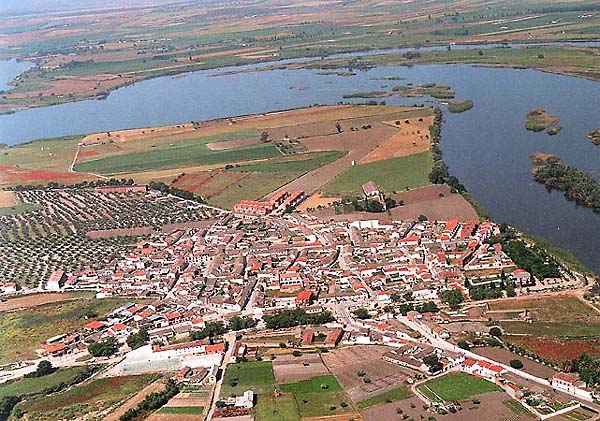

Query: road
<box><xmin>396</xmin><ymin>316</ymin><xmax>555</xmax><ymax>388</ymax></box>
<box><xmin>206</xmin><ymin>332</ymin><xmax>237</xmax><ymax>421</ymax></box>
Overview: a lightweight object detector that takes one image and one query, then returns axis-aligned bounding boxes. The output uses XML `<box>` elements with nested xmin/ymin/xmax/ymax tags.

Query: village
<box><xmin>0</xmin><ymin>181</ymin><xmax>596</xmax><ymax>420</ymax></box>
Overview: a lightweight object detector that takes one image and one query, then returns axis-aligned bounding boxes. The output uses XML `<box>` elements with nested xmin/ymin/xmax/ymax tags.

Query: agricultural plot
<box><xmin>322</xmin><ymin>345</ymin><xmax>416</xmax><ymax>402</ymax></box>
<box><xmin>279</xmin><ymin>375</ymin><xmax>353</xmax><ymax>419</ymax></box>
<box><xmin>323</xmin><ymin>151</ymin><xmax>433</xmax><ymax>197</ymax></box>
<box><xmin>220</xmin><ymin>361</ymin><xmax>277</xmax><ymax>397</ymax></box>
<box><xmin>0</xmin><ymin>297</ymin><xmax>141</xmax><ymax>364</ymax></box>
<box><xmin>16</xmin><ymin>374</ymin><xmax>160</xmax><ymax>421</ymax></box>
<box><xmin>0</xmin><ymin>366</ymin><xmax>98</xmax><ymax>400</ymax></box>
<box><xmin>272</xmin><ymin>353</ymin><xmax>329</xmax><ymax>383</ymax></box>
<box><xmin>0</xmin><ymin>188</ymin><xmax>219</xmax><ymax>286</ymax></box>
<box><xmin>417</xmin><ymin>372</ymin><xmax>500</xmax><ymax>403</ymax></box>
<box><xmin>2</xmin><ymin>0</ymin><xmax>600</xmax><ymax>113</ymax></box>
<box><xmin>222</xmin><ymin>361</ymin><xmax>354</xmax><ymax>420</ymax></box>
<box><xmin>489</xmin><ymin>297</ymin><xmax>600</xmax><ymax>361</ymax></box>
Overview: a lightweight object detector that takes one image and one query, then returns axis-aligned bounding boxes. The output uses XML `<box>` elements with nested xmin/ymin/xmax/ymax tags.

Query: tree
<box><xmin>352</xmin><ymin>307</ymin><xmax>370</xmax><ymax>319</ymax></box>
<box><xmin>260</xmin><ymin>131</ymin><xmax>269</xmax><ymax>143</ymax></box>
<box><xmin>458</xmin><ymin>340</ymin><xmax>470</xmax><ymax>350</ymax></box>
<box><xmin>0</xmin><ymin>396</ymin><xmax>20</xmax><ymax>420</ymax></box>
<box><xmin>422</xmin><ymin>354</ymin><xmax>439</xmax><ymax>367</ymax></box>
<box><xmin>88</xmin><ymin>337</ymin><xmax>117</xmax><ymax>357</ymax></box>
<box><xmin>418</xmin><ymin>214</ymin><xmax>428</xmax><ymax>222</ymax></box>
<box><xmin>510</xmin><ymin>359</ymin><xmax>523</xmax><ymax>369</ymax></box>
<box><xmin>489</xmin><ymin>327</ymin><xmax>502</xmax><ymax>337</ymax></box>
<box><xmin>365</xmin><ymin>200</ymin><xmax>384</xmax><ymax>213</ymax></box>
<box><xmin>228</xmin><ymin>316</ymin><xmax>257</xmax><ymax>331</ymax></box>
<box><xmin>439</xmin><ymin>290</ymin><xmax>464</xmax><ymax>310</ymax></box>
<box><xmin>25</xmin><ymin>360</ymin><xmax>54</xmax><ymax>378</ymax></box>
<box><xmin>127</xmin><ymin>328</ymin><xmax>149</xmax><ymax>350</ymax></box>
<box><xmin>335</xmin><ymin>122</ymin><xmax>342</xmax><ymax>133</ymax></box>
<box><xmin>190</xmin><ymin>321</ymin><xmax>228</xmax><ymax>340</ymax></box>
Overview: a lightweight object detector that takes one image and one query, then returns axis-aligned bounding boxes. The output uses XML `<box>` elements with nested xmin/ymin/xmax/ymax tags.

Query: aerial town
<box><xmin>0</xmin><ymin>182</ymin><xmax>598</xmax><ymax>420</ymax></box>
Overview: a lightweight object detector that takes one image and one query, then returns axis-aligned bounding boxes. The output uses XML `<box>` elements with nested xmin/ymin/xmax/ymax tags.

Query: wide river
<box><xmin>0</xmin><ymin>54</ymin><xmax>599</xmax><ymax>273</ymax></box>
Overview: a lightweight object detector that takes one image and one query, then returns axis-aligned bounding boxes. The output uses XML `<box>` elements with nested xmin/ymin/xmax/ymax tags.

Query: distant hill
<box><xmin>0</xmin><ymin>0</ymin><xmax>184</xmax><ymax>17</ymax></box>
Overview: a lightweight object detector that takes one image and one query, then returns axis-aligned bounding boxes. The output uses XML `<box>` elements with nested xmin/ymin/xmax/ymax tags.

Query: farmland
<box><xmin>417</xmin><ymin>372</ymin><xmax>500</xmax><ymax>402</ymax></box>
<box><xmin>221</xmin><ymin>360</ymin><xmax>354</xmax><ymax>420</ymax></box>
<box><xmin>489</xmin><ymin>296</ymin><xmax>600</xmax><ymax>362</ymax></box>
<box><xmin>322</xmin><ymin>345</ymin><xmax>417</xmax><ymax>402</ymax></box>
<box><xmin>0</xmin><ymin>188</ymin><xmax>219</xmax><ymax>286</ymax></box>
<box><xmin>0</xmin><ymin>297</ymin><xmax>143</xmax><ymax>364</ymax></box>
<box><xmin>1</xmin><ymin>0</ymin><xmax>600</xmax><ymax>113</ymax></box>
<box><xmin>323</xmin><ymin>152</ymin><xmax>433</xmax><ymax>197</ymax></box>
<box><xmin>356</xmin><ymin>385</ymin><xmax>411</xmax><ymax>409</ymax></box>
<box><xmin>0</xmin><ymin>365</ymin><xmax>98</xmax><ymax>400</ymax></box>
<box><xmin>0</xmin><ymin>105</ymin><xmax>437</xmax><ymax>212</ymax></box>
<box><xmin>220</xmin><ymin>361</ymin><xmax>277</xmax><ymax>397</ymax></box>
<box><xmin>16</xmin><ymin>374</ymin><xmax>160</xmax><ymax>420</ymax></box>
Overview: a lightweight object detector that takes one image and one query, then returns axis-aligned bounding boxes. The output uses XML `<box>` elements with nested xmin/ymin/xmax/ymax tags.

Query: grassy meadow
<box><xmin>323</xmin><ymin>151</ymin><xmax>433</xmax><ymax>197</ymax></box>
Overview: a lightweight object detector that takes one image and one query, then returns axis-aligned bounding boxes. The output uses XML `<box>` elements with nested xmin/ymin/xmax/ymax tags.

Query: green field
<box><xmin>357</xmin><ymin>385</ymin><xmax>411</xmax><ymax>409</ymax></box>
<box><xmin>0</xmin><ymin>298</ymin><xmax>140</xmax><ymax>364</ymax></box>
<box><xmin>0</xmin><ymin>366</ymin><xmax>97</xmax><ymax>400</ymax></box>
<box><xmin>220</xmin><ymin>361</ymin><xmax>277</xmax><ymax>397</ymax></box>
<box><xmin>231</xmin><ymin>151</ymin><xmax>345</xmax><ymax>173</ymax></box>
<box><xmin>74</xmin><ymin>143</ymin><xmax>282</xmax><ymax>175</ymax></box>
<box><xmin>279</xmin><ymin>375</ymin><xmax>351</xmax><ymax>419</ymax></box>
<box><xmin>222</xmin><ymin>363</ymin><xmax>352</xmax><ymax>420</ymax></box>
<box><xmin>417</xmin><ymin>372</ymin><xmax>500</xmax><ymax>402</ymax></box>
<box><xmin>156</xmin><ymin>406</ymin><xmax>204</xmax><ymax>415</ymax></box>
<box><xmin>279</xmin><ymin>375</ymin><xmax>342</xmax><ymax>394</ymax></box>
<box><xmin>0</xmin><ymin>203</ymin><xmax>41</xmax><ymax>216</ymax></box>
<box><xmin>323</xmin><ymin>151</ymin><xmax>433</xmax><ymax>197</ymax></box>
<box><xmin>256</xmin><ymin>394</ymin><xmax>301</xmax><ymax>421</ymax></box>
<box><xmin>17</xmin><ymin>374</ymin><xmax>160</xmax><ymax>420</ymax></box>
<box><xmin>500</xmin><ymin>321</ymin><xmax>600</xmax><ymax>338</ymax></box>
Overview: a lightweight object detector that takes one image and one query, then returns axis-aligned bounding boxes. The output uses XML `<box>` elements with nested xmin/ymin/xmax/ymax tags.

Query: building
<box><xmin>47</xmin><ymin>270</ymin><xmax>66</xmax><ymax>291</ymax></box>
<box><xmin>552</xmin><ymin>373</ymin><xmax>593</xmax><ymax>400</ymax></box>
<box><xmin>362</xmin><ymin>181</ymin><xmax>386</xmax><ymax>210</ymax></box>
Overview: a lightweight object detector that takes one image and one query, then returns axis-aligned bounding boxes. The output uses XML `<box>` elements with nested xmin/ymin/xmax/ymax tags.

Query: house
<box><xmin>235</xmin><ymin>390</ymin><xmax>254</xmax><ymax>408</ymax></box>
<box><xmin>296</xmin><ymin>290</ymin><xmax>313</xmax><ymax>306</ymax></box>
<box><xmin>552</xmin><ymin>372</ymin><xmax>593</xmax><ymax>400</ymax></box>
<box><xmin>512</xmin><ymin>269</ymin><xmax>533</xmax><ymax>286</ymax></box>
<box><xmin>362</xmin><ymin>181</ymin><xmax>386</xmax><ymax>210</ymax></box>
<box><xmin>47</xmin><ymin>270</ymin><xmax>67</xmax><ymax>291</ymax></box>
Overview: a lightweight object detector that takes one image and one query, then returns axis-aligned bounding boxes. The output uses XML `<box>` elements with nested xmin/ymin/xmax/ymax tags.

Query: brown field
<box><xmin>272</xmin><ymin>353</ymin><xmax>329</xmax><ymax>383</ymax></box>
<box><xmin>472</xmin><ymin>347</ymin><xmax>556</xmax><ymax>379</ymax></box>
<box><xmin>0</xmin><ymin>293</ymin><xmax>90</xmax><ymax>312</ymax></box>
<box><xmin>361</xmin><ymin>392</ymin><xmax>532</xmax><ymax>421</ymax></box>
<box><xmin>0</xmin><ymin>191</ymin><xmax>17</xmax><ymax>207</ymax></box>
<box><xmin>322</xmin><ymin>346</ymin><xmax>416</xmax><ymax>401</ymax></box>
<box><xmin>206</xmin><ymin>137</ymin><xmax>260</xmax><ymax>151</ymax></box>
<box><xmin>360</xmin><ymin>116</ymin><xmax>433</xmax><ymax>163</ymax></box>
<box><xmin>389</xmin><ymin>193</ymin><xmax>478</xmax><ymax>222</ymax></box>
<box><xmin>103</xmin><ymin>378</ymin><xmax>165</xmax><ymax>421</ymax></box>
<box><xmin>82</xmin><ymin>122</ymin><xmax>197</xmax><ymax>146</ymax></box>
<box><xmin>298</xmin><ymin>192</ymin><xmax>341</xmax><ymax>212</ymax></box>
<box><xmin>508</xmin><ymin>336</ymin><xmax>600</xmax><ymax>362</ymax></box>
<box><xmin>487</xmin><ymin>296</ymin><xmax>600</xmax><ymax>323</ymax></box>
<box><xmin>172</xmin><ymin>171</ymin><xmax>248</xmax><ymax>198</ymax></box>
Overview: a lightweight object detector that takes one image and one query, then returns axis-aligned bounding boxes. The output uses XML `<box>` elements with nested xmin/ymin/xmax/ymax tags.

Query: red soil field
<box><xmin>79</xmin><ymin>150</ymin><xmax>99</xmax><ymax>157</ymax></box>
<box><xmin>512</xmin><ymin>336</ymin><xmax>600</xmax><ymax>362</ymax></box>
<box><xmin>0</xmin><ymin>165</ymin><xmax>79</xmax><ymax>183</ymax></box>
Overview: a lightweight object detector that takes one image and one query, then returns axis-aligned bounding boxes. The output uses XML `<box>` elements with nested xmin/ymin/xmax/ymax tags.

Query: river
<box><xmin>0</xmin><ymin>52</ymin><xmax>599</xmax><ymax>273</ymax></box>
